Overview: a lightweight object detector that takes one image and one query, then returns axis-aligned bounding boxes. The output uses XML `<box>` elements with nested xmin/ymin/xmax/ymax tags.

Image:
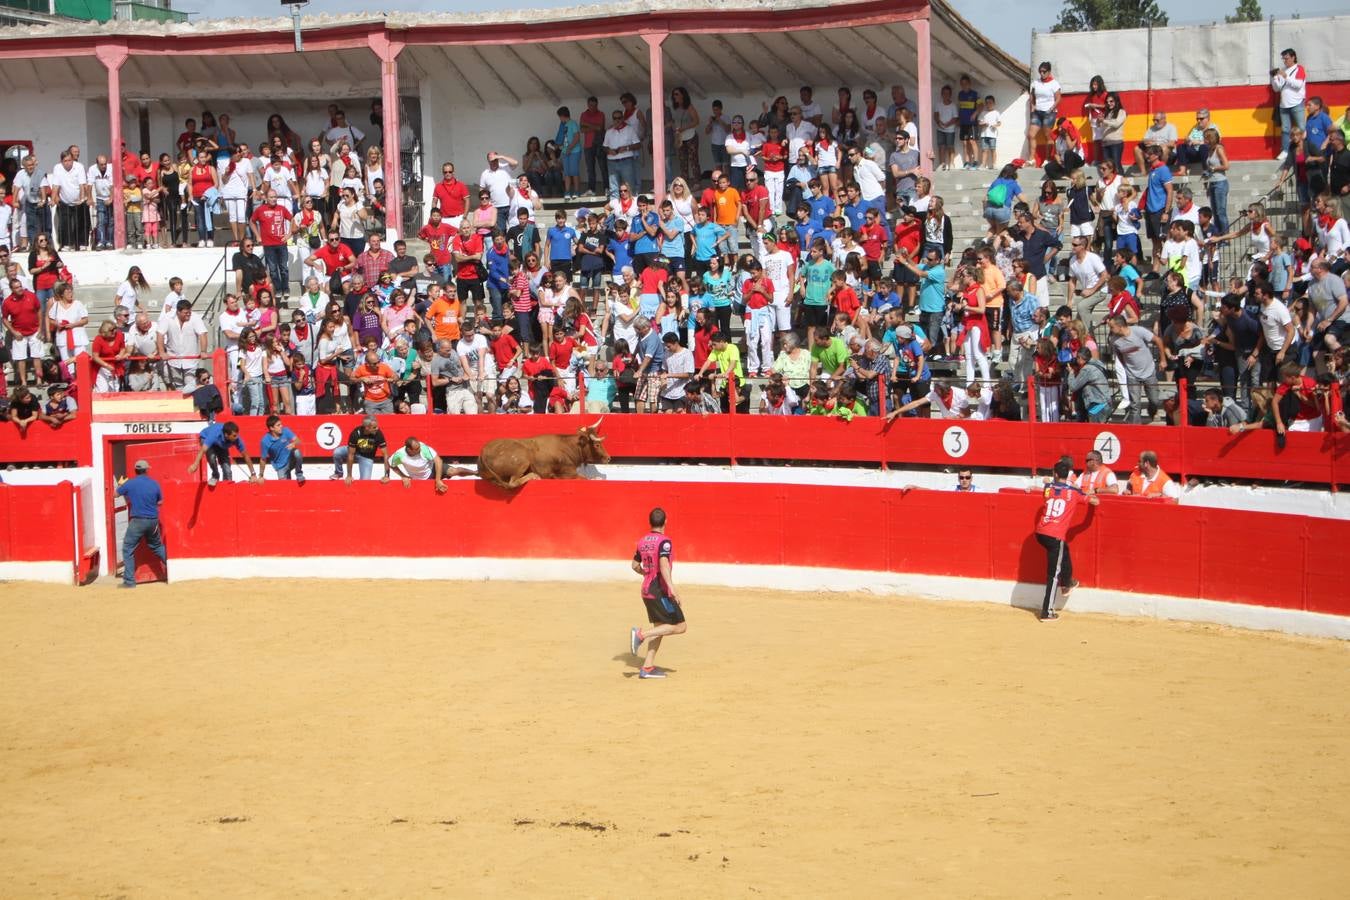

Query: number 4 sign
<box><xmin>1093</xmin><ymin>431</ymin><xmax>1121</xmax><ymax>465</ymax></box>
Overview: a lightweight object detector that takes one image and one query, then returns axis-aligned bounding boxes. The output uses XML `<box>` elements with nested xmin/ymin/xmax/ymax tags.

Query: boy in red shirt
<box><xmin>418</xmin><ymin>208</ymin><xmax>456</xmax><ymax>282</ymax></box>
<box><xmin>830</xmin><ymin>271</ymin><xmax>861</xmax><ymax>323</ymax></box>
<box><xmin>857</xmin><ymin>207</ymin><xmax>889</xmax><ymax>281</ymax></box>
<box><xmin>1035</xmin><ymin>456</ymin><xmax>1098</xmax><ymax>621</ymax></box>
<box><xmin>1105</xmin><ymin>275</ymin><xmax>1140</xmax><ymax>324</ymax></box>
<box><xmin>489</xmin><ymin>318</ymin><xmax>521</xmax><ymax>379</ymax></box>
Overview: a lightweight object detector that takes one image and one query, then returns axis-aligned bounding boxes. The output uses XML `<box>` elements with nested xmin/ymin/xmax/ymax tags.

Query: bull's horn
<box><xmin>590</xmin><ymin>416</ymin><xmax>605</xmax><ymax>431</ymax></box>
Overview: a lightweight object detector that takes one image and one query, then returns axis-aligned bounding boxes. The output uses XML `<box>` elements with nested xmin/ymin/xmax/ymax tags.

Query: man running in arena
<box><xmin>629</xmin><ymin>507</ymin><xmax>686</xmax><ymax>679</ymax></box>
<box><xmin>1035</xmin><ymin>457</ymin><xmax>1099</xmax><ymax>621</ymax></box>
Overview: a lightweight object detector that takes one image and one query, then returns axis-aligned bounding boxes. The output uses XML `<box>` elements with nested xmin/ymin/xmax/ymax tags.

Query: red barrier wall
<box><xmin>156</xmin><ymin>476</ymin><xmax>1350</xmax><ymax>619</ymax></box>
<box><xmin>0</xmin><ymin>353</ymin><xmax>94</xmax><ymax>466</ymax></box>
<box><xmin>0</xmin><ymin>482</ymin><xmax>76</xmax><ymax>565</ymax></box>
<box><xmin>215</xmin><ymin>413</ymin><xmax>1349</xmax><ymax>488</ymax></box>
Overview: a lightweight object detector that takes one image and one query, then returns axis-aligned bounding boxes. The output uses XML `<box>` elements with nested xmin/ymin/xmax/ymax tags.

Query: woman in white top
<box><xmin>667</xmin><ymin>177</ymin><xmax>696</xmax><ymax>235</ymax></box>
<box><xmin>47</xmin><ymin>282</ymin><xmax>89</xmax><ymax>360</ymax></box>
<box><xmin>1093</xmin><ymin>160</ymin><xmax>1123</xmax><ymax>250</ymax></box>
<box><xmin>302</xmin><ymin>155</ymin><xmax>330</xmax><ymax>226</ymax></box>
<box><xmin>538</xmin><ymin>269</ymin><xmax>571</xmax><ymax>349</ymax></box>
<box><xmin>219</xmin><ymin>149</ymin><xmax>256</xmax><ymax>243</ymax></box>
<box><xmin>332</xmin><ymin>187</ymin><xmax>369</xmax><ymax>258</ymax></box>
<box><xmin>364</xmin><ymin>146</ymin><xmax>384</xmax><ymax>197</ymax></box>
<box><xmin>811</xmin><ymin>125</ymin><xmax>840</xmax><ymax>199</ymax></box>
<box><xmin>114</xmin><ymin>265</ymin><xmax>150</xmax><ymax>314</ymax></box>
<box><xmin>1207</xmin><ymin>203</ymin><xmax>1274</xmax><ymax>280</ymax></box>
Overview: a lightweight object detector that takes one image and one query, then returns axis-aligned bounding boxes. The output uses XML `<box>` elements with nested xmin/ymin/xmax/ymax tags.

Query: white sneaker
<box><xmin>1275</xmin><ymin>151</ymin><xmax>1287</xmax><ymax>161</ymax></box>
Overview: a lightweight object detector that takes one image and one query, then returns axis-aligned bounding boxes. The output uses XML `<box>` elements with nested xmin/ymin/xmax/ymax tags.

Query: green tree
<box><xmin>1052</xmin><ymin>0</ymin><xmax>1169</xmax><ymax>32</ymax></box>
<box><xmin>1225</xmin><ymin>0</ymin><xmax>1263</xmax><ymax>23</ymax></box>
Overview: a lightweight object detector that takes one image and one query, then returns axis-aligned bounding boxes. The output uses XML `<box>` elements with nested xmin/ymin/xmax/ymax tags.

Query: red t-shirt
<box><xmin>453</xmin><ymin>233</ymin><xmax>484</xmax><ymax>281</ymax></box>
<box><xmin>742</xmin><ymin>185</ymin><xmax>771</xmax><ymax>225</ymax></box>
<box><xmin>834</xmin><ymin>286</ymin><xmax>860</xmax><ymax>319</ymax></box>
<box><xmin>857</xmin><ymin>223</ymin><xmax>887</xmax><ymax>262</ymax></box>
<box><xmin>548</xmin><ymin>337</ymin><xmax>578</xmax><ymax>368</ymax></box>
<box><xmin>490</xmin><ymin>333</ymin><xmax>520</xmax><ymax>369</ymax></box>
<box><xmin>639</xmin><ymin>267</ymin><xmax>668</xmax><ymax>295</ymax></box>
<box><xmin>92</xmin><ymin>332</ymin><xmax>127</xmax><ymax>377</ymax></box>
<box><xmin>698</xmin><ymin>187</ymin><xmax>717</xmax><ymax>213</ymax></box>
<box><xmin>1035</xmin><ymin>483</ymin><xmax>1086</xmax><ymax>541</ymax></box>
<box><xmin>432</xmin><ymin>179</ymin><xmax>470</xmax><ymax>218</ymax></box>
<box><xmin>419</xmin><ymin>223</ymin><xmax>456</xmax><ymax>266</ymax></box>
<box><xmin>522</xmin><ymin>355</ymin><xmax>553</xmax><ymax>382</ymax></box>
<box><xmin>1107</xmin><ymin>290</ymin><xmax>1140</xmax><ymax>320</ymax></box>
<box><xmin>580</xmin><ymin>108</ymin><xmax>605</xmax><ymax>148</ymax></box>
<box><xmin>250</xmin><ymin>204</ymin><xmax>290</xmax><ymax>246</ymax></box>
<box><xmin>742</xmin><ymin>278</ymin><xmax>771</xmax><ymax>310</ymax></box>
<box><xmin>760</xmin><ymin>140</ymin><xmax>787</xmax><ymax>173</ymax></box>
<box><xmin>893</xmin><ymin>220</ymin><xmax>921</xmax><ymax>257</ymax></box>
<box><xmin>2</xmin><ymin>291</ymin><xmax>42</xmax><ymax>336</ymax></box>
<box><xmin>1276</xmin><ymin>375</ymin><xmax>1320</xmax><ymax>420</ymax></box>
<box><xmin>309</xmin><ymin>243</ymin><xmax>355</xmax><ymax>275</ymax></box>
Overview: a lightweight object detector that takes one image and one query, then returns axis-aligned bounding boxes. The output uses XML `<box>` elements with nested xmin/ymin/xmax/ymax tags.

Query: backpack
<box><xmin>985</xmin><ymin>181</ymin><xmax>1008</xmax><ymax>208</ymax></box>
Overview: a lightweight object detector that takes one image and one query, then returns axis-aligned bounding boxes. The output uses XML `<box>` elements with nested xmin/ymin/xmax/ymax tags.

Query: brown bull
<box><xmin>446</xmin><ymin>421</ymin><xmax>611</xmax><ymax>490</ymax></box>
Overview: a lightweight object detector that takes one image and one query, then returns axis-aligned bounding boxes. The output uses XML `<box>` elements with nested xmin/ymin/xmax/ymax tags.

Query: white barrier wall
<box><xmin>1031</xmin><ymin>14</ymin><xmax>1350</xmax><ymax>92</ymax></box>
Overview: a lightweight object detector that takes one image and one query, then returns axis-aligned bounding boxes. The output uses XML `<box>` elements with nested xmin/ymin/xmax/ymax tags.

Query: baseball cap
<box><xmin>896</xmin><ymin>325</ymin><xmax>914</xmax><ymax>340</ymax></box>
<box><xmin>1011</xmin><ymin>158</ymin><xmax>1028</xmax><ymax>168</ymax></box>
<box><xmin>134</xmin><ymin>459</ymin><xmax>149</xmax><ymax>472</ymax></box>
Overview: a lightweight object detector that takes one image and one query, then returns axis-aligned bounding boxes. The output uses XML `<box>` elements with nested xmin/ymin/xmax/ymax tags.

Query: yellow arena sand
<box><xmin>1</xmin><ymin>579</ymin><xmax>1347</xmax><ymax>897</ymax></box>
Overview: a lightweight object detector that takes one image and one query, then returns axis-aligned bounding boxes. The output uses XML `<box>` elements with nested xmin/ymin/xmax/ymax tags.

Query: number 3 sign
<box><xmin>315</xmin><ymin>422</ymin><xmax>343</xmax><ymax>451</ymax></box>
<box><xmin>942</xmin><ymin>425</ymin><xmax>970</xmax><ymax>459</ymax></box>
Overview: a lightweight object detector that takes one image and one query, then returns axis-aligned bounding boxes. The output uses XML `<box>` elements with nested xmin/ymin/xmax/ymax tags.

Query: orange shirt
<box><xmin>713</xmin><ymin>187</ymin><xmax>741</xmax><ymax>227</ymax></box>
<box><xmin>353</xmin><ymin>362</ymin><xmax>395</xmax><ymax>403</ymax></box>
<box><xmin>427</xmin><ymin>297</ymin><xmax>462</xmax><ymax>342</ymax></box>
<box><xmin>980</xmin><ymin>263</ymin><xmax>1006</xmax><ymax>309</ymax></box>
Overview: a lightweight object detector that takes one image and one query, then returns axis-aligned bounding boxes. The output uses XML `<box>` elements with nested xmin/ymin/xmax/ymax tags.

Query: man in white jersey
<box><xmin>760</xmin><ymin>232</ymin><xmax>797</xmax><ymax>335</ymax></box>
<box><xmin>389</xmin><ymin>436</ymin><xmax>448</xmax><ymax>493</ymax></box>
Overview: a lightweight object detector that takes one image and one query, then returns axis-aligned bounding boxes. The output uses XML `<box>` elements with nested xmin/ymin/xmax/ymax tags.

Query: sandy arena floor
<box><xmin>1</xmin><ymin>579</ymin><xmax>1348</xmax><ymax>898</ymax></box>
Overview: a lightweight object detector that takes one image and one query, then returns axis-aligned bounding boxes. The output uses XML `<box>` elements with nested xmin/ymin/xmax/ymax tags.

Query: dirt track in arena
<box><xmin>1</xmin><ymin>579</ymin><xmax>1347</xmax><ymax>898</ymax></box>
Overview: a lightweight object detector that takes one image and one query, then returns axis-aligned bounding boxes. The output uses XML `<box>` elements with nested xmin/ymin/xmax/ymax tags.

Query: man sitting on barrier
<box><xmin>1124</xmin><ymin>450</ymin><xmax>1180</xmax><ymax>499</ymax></box>
<box><xmin>1228</xmin><ymin>362</ymin><xmax>1325</xmax><ymax>443</ymax></box>
<box><xmin>333</xmin><ymin>415</ymin><xmax>391</xmax><ymax>483</ymax></box>
<box><xmin>389</xmin><ymin>436</ymin><xmax>448</xmax><ymax>494</ymax></box>
<box><xmin>187</xmin><ymin>421</ymin><xmax>261</xmax><ymax>487</ymax></box>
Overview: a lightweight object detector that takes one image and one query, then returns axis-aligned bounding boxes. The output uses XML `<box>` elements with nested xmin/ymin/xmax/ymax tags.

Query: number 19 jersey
<box><xmin>1035</xmin><ymin>483</ymin><xmax>1085</xmax><ymax>541</ymax></box>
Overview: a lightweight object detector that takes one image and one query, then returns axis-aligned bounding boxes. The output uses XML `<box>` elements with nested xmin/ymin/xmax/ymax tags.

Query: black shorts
<box><xmin>643</xmin><ymin>590</ymin><xmax>685</xmax><ymax>626</ymax></box>
<box><xmin>801</xmin><ymin>304</ymin><xmax>830</xmax><ymax>327</ymax></box>
<box><xmin>959</xmin><ymin>123</ymin><xmax>977</xmax><ymax>142</ymax></box>
<box><xmin>457</xmin><ymin>276</ymin><xmax>486</xmax><ymax>303</ymax></box>
<box><xmin>1144</xmin><ymin>210</ymin><xmax>1166</xmax><ymax>240</ymax></box>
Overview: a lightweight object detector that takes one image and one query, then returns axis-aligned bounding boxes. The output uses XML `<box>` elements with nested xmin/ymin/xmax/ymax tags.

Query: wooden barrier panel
<box><xmin>0</xmin><ymin>482</ymin><xmax>77</xmax><ymax>566</ymax></box>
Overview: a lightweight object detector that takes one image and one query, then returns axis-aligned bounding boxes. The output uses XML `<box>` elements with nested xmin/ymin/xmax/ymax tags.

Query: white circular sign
<box><xmin>1093</xmin><ymin>431</ymin><xmax>1122</xmax><ymax>465</ymax></box>
<box><xmin>315</xmin><ymin>421</ymin><xmax>343</xmax><ymax>451</ymax></box>
<box><xmin>942</xmin><ymin>425</ymin><xmax>970</xmax><ymax>459</ymax></box>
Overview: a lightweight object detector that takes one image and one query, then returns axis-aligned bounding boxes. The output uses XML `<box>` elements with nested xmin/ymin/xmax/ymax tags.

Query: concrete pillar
<box><xmin>96</xmin><ymin>41</ymin><xmax>129</xmax><ymax>249</ymax></box>
<box><xmin>911</xmin><ymin>15</ymin><xmax>933</xmax><ymax>177</ymax></box>
<box><xmin>642</xmin><ymin>31</ymin><xmax>668</xmax><ymax>203</ymax></box>
<box><xmin>369</xmin><ymin>32</ymin><xmax>405</xmax><ymax>238</ymax></box>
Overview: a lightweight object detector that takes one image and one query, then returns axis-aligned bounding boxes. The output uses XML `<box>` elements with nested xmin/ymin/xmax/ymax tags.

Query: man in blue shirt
<box><xmin>689</xmin><ymin>206</ymin><xmax>724</xmax><ymax>276</ymax></box>
<box><xmin>805</xmin><ymin>179</ymin><xmax>835</xmax><ymax>227</ymax></box>
<box><xmin>894</xmin><ymin>247</ymin><xmax>948</xmax><ymax>356</ymax></box>
<box><xmin>260</xmin><ymin>414</ymin><xmax>305</xmax><ymax>483</ymax></box>
<box><xmin>606</xmin><ymin>219</ymin><xmax>634</xmax><ymax>277</ymax></box>
<box><xmin>116</xmin><ymin>458</ymin><xmax>165</xmax><ymax>588</ymax></box>
<box><xmin>1304</xmin><ymin>97</ymin><xmax>1334</xmax><ymax>153</ymax></box>
<box><xmin>841</xmin><ymin>183</ymin><xmax>868</xmax><ymax>232</ymax></box>
<box><xmin>631</xmin><ymin>195</ymin><xmax>662</xmax><ymax>274</ymax></box>
<box><xmin>1142</xmin><ymin>144</ymin><xmax>1174</xmax><ymax>269</ymax></box>
<box><xmin>542</xmin><ymin>210</ymin><xmax>578</xmax><ymax>280</ymax></box>
<box><xmin>187</xmin><ymin>420</ymin><xmax>260</xmax><ymax>487</ymax></box>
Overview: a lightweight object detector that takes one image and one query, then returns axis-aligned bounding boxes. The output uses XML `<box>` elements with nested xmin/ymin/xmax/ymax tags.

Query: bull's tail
<box><xmin>444</xmin><ymin>466</ymin><xmax>477</xmax><ymax>479</ymax></box>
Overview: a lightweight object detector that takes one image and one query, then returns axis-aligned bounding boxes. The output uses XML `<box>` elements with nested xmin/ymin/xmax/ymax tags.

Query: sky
<box><xmin>179</xmin><ymin>0</ymin><xmax>1335</xmax><ymax>63</ymax></box>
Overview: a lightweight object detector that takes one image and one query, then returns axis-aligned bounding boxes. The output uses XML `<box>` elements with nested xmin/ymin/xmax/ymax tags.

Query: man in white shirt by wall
<box><xmin>1068</xmin><ymin>237</ymin><xmax>1109</xmax><ymax>324</ymax></box>
<box><xmin>478</xmin><ymin>150</ymin><xmax>518</xmax><ymax>233</ymax></box>
<box><xmin>49</xmin><ymin>149</ymin><xmax>90</xmax><ymax>251</ymax></box>
<box><xmin>603</xmin><ymin>111</ymin><xmax>641</xmax><ymax>202</ymax></box>
<box><xmin>157</xmin><ymin>299</ymin><xmax>209</xmax><ymax>389</ymax></box>
<box><xmin>87</xmin><ymin>155</ymin><xmax>115</xmax><ymax>250</ymax></box>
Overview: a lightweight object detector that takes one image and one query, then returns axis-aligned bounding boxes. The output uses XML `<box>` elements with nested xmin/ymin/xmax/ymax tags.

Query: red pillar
<box><xmin>96</xmin><ymin>41</ymin><xmax>129</xmax><ymax>250</ymax></box>
<box><xmin>642</xmin><ymin>31</ymin><xmax>668</xmax><ymax>203</ymax></box>
<box><xmin>910</xmin><ymin>15</ymin><xmax>934</xmax><ymax>177</ymax></box>
<box><xmin>369</xmin><ymin>32</ymin><xmax>405</xmax><ymax>238</ymax></box>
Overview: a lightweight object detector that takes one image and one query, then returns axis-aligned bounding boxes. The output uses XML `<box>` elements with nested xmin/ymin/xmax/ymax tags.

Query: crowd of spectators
<box><xmin>3</xmin><ymin>65</ymin><xmax>1350</xmax><ymax>437</ymax></box>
